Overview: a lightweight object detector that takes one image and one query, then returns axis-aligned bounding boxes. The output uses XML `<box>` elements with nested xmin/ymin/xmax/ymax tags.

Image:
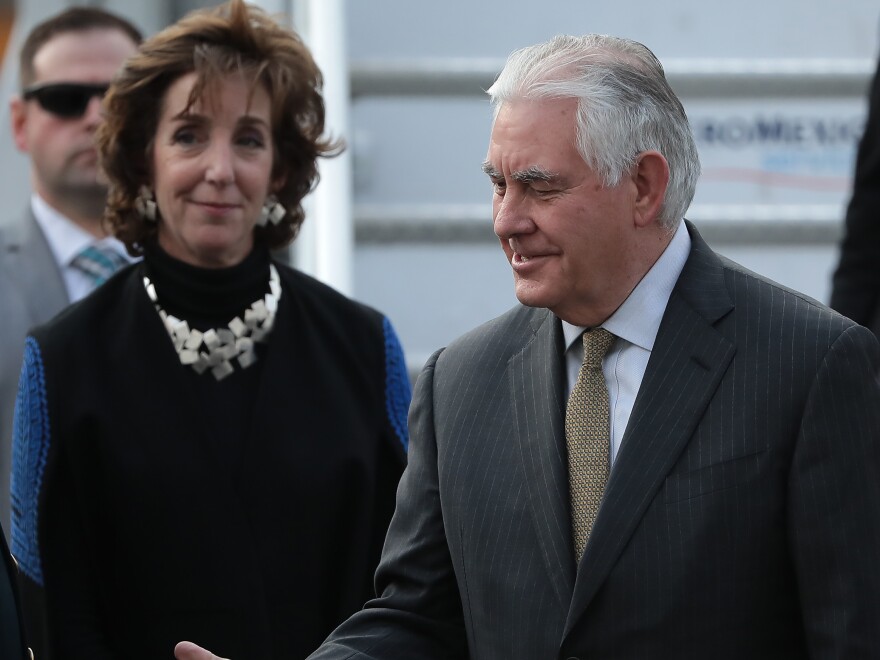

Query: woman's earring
<box><xmin>257</xmin><ymin>196</ymin><xmax>287</xmax><ymax>227</ymax></box>
<box><xmin>135</xmin><ymin>186</ymin><xmax>157</xmax><ymax>222</ymax></box>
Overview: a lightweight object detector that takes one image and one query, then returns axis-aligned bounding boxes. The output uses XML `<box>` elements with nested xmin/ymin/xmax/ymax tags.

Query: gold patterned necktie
<box><xmin>566</xmin><ymin>327</ymin><xmax>616</xmax><ymax>562</ymax></box>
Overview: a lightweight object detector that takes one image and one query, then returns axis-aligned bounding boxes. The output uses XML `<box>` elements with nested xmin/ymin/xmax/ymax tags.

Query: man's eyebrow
<box><xmin>481</xmin><ymin>162</ymin><xmax>559</xmax><ymax>183</ymax></box>
<box><xmin>482</xmin><ymin>161</ymin><xmax>501</xmax><ymax>178</ymax></box>
<box><xmin>511</xmin><ymin>165</ymin><xmax>558</xmax><ymax>183</ymax></box>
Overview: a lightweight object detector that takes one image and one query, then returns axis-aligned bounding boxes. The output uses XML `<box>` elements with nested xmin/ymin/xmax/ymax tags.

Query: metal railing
<box><xmin>350</xmin><ymin>58</ymin><xmax>874</xmax><ymax>246</ymax></box>
<box><xmin>351</xmin><ymin>57</ymin><xmax>874</xmax><ymax>99</ymax></box>
<box><xmin>354</xmin><ymin>203</ymin><xmax>847</xmax><ymax>246</ymax></box>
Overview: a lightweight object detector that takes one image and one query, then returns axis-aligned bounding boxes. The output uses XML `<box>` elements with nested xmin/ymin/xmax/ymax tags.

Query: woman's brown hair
<box><xmin>97</xmin><ymin>0</ymin><xmax>339</xmax><ymax>254</ymax></box>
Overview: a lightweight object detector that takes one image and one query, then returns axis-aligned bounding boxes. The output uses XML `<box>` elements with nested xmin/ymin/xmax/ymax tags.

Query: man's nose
<box><xmin>493</xmin><ymin>192</ymin><xmax>532</xmax><ymax>239</ymax></box>
<box><xmin>83</xmin><ymin>95</ymin><xmax>105</xmax><ymax>128</ymax></box>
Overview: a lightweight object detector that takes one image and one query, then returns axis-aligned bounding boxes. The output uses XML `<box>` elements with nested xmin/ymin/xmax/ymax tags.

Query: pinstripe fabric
<box><xmin>310</xmin><ymin>221</ymin><xmax>880</xmax><ymax>660</ymax></box>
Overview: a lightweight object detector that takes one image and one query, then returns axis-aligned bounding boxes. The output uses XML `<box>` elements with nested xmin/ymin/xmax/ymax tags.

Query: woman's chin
<box><xmin>191</xmin><ymin>243</ymin><xmax>252</xmax><ymax>268</ymax></box>
<box><xmin>161</xmin><ymin>230</ymin><xmax>254</xmax><ymax>269</ymax></box>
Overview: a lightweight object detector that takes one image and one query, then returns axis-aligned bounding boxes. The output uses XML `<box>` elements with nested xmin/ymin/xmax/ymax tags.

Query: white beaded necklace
<box><xmin>143</xmin><ymin>264</ymin><xmax>281</xmax><ymax>381</ymax></box>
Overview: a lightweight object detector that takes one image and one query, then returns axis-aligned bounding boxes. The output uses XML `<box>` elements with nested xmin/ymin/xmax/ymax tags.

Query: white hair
<box><xmin>487</xmin><ymin>34</ymin><xmax>701</xmax><ymax>230</ymax></box>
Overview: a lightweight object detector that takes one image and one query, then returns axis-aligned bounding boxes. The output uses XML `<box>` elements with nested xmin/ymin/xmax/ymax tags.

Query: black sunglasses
<box><xmin>22</xmin><ymin>82</ymin><xmax>110</xmax><ymax>119</ymax></box>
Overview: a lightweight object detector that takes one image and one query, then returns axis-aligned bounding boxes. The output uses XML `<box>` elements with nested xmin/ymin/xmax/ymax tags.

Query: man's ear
<box><xmin>10</xmin><ymin>96</ymin><xmax>29</xmax><ymax>153</ymax></box>
<box><xmin>630</xmin><ymin>150</ymin><xmax>669</xmax><ymax>228</ymax></box>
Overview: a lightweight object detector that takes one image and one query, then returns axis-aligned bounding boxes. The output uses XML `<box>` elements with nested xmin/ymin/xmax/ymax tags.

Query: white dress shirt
<box><xmin>31</xmin><ymin>194</ymin><xmax>132</xmax><ymax>303</ymax></box>
<box><xmin>562</xmin><ymin>221</ymin><xmax>691</xmax><ymax>466</ymax></box>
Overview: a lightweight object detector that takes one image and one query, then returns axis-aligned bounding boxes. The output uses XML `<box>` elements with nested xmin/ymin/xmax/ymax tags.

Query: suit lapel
<box><xmin>2</xmin><ymin>211</ymin><xmax>69</xmax><ymax>324</ymax></box>
<box><xmin>564</xmin><ymin>223</ymin><xmax>736</xmax><ymax>635</ymax></box>
<box><xmin>511</xmin><ymin>309</ymin><xmax>576</xmax><ymax>610</ymax></box>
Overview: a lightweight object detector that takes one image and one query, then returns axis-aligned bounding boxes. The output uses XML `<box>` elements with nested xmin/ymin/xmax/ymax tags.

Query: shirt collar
<box><xmin>562</xmin><ymin>220</ymin><xmax>691</xmax><ymax>352</ymax></box>
<box><xmin>31</xmin><ymin>194</ymin><xmax>128</xmax><ymax>266</ymax></box>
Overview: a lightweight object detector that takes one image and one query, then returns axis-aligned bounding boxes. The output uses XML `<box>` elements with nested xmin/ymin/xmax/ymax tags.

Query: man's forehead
<box><xmin>33</xmin><ymin>29</ymin><xmax>137</xmax><ymax>81</ymax></box>
<box><xmin>487</xmin><ymin>97</ymin><xmax>577</xmax><ymax>147</ymax></box>
<box><xmin>485</xmin><ymin>111</ymin><xmax>579</xmax><ymax>178</ymax></box>
<box><xmin>493</xmin><ymin>97</ymin><xmax>578</xmax><ymax>128</ymax></box>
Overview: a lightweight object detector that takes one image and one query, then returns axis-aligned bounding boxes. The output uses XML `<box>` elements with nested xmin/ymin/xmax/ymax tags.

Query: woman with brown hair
<box><xmin>11</xmin><ymin>2</ymin><xmax>409</xmax><ymax>658</ymax></box>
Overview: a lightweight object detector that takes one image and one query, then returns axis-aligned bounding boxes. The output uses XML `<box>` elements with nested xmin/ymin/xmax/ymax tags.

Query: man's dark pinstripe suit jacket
<box><xmin>311</xmin><ymin>222</ymin><xmax>880</xmax><ymax>660</ymax></box>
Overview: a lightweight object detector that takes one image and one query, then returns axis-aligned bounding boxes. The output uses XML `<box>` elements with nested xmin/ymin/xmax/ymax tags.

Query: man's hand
<box><xmin>174</xmin><ymin>641</ymin><xmax>228</xmax><ymax>660</ymax></box>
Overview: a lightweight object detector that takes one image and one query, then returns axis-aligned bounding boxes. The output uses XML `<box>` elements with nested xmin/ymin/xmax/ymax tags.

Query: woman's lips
<box><xmin>192</xmin><ymin>200</ymin><xmax>239</xmax><ymax>216</ymax></box>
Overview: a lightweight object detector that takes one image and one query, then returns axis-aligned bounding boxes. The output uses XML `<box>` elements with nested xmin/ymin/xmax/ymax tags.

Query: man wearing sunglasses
<box><xmin>0</xmin><ymin>8</ymin><xmax>141</xmax><ymax>539</ymax></box>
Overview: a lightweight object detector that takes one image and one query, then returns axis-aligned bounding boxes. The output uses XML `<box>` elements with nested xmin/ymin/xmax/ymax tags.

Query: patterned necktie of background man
<box><xmin>71</xmin><ymin>244</ymin><xmax>129</xmax><ymax>289</ymax></box>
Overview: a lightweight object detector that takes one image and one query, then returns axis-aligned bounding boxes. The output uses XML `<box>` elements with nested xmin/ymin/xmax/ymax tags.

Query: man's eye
<box><xmin>492</xmin><ymin>180</ymin><xmax>507</xmax><ymax>194</ymax></box>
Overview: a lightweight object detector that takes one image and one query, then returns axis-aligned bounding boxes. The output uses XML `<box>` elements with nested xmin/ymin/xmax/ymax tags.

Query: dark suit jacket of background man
<box><xmin>0</xmin><ymin>211</ymin><xmax>69</xmax><ymax>528</ymax></box>
<box><xmin>0</xmin><ymin>522</ymin><xmax>29</xmax><ymax>659</ymax></box>
<box><xmin>832</xmin><ymin>54</ymin><xmax>880</xmax><ymax>337</ymax></box>
<box><xmin>311</xmin><ymin>222</ymin><xmax>880</xmax><ymax>660</ymax></box>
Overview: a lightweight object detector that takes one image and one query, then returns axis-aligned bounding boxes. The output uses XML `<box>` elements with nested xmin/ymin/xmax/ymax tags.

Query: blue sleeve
<box><xmin>382</xmin><ymin>317</ymin><xmax>411</xmax><ymax>453</ymax></box>
<box><xmin>10</xmin><ymin>337</ymin><xmax>51</xmax><ymax>586</ymax></box>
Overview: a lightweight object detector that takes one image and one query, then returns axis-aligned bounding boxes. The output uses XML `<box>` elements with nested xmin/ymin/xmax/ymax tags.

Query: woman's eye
<box><xmin>172</xmin><ymin>128</ymin><xmax>198</xmax><ymax>145</ymax></box>
<box><xmin>238</xmin><ymin>133</ymin><xmax>266</xmax><ymax>149</ymax></box>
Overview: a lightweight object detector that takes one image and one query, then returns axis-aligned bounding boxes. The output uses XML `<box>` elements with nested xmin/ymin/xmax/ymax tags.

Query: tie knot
<box><xmin>582</xmin><ymin>328</ymin><xmax>615</xmax><ymax>369</ymax></box>
<box><xmin>71</xmin><ymin>244</ymin><xmax>128</xmax><ymax>288</ymax></box>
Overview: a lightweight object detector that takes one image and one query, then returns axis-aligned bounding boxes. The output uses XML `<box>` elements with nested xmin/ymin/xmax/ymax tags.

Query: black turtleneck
<box><xmin>142</xmin><ymin>243</ymin><xmax>276</xmax><ymax>484</ymax></box>
<box><xmin>144</xmin><ymin>242</ymin><xmax>273</xmax><ymax>328</ymax></box>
